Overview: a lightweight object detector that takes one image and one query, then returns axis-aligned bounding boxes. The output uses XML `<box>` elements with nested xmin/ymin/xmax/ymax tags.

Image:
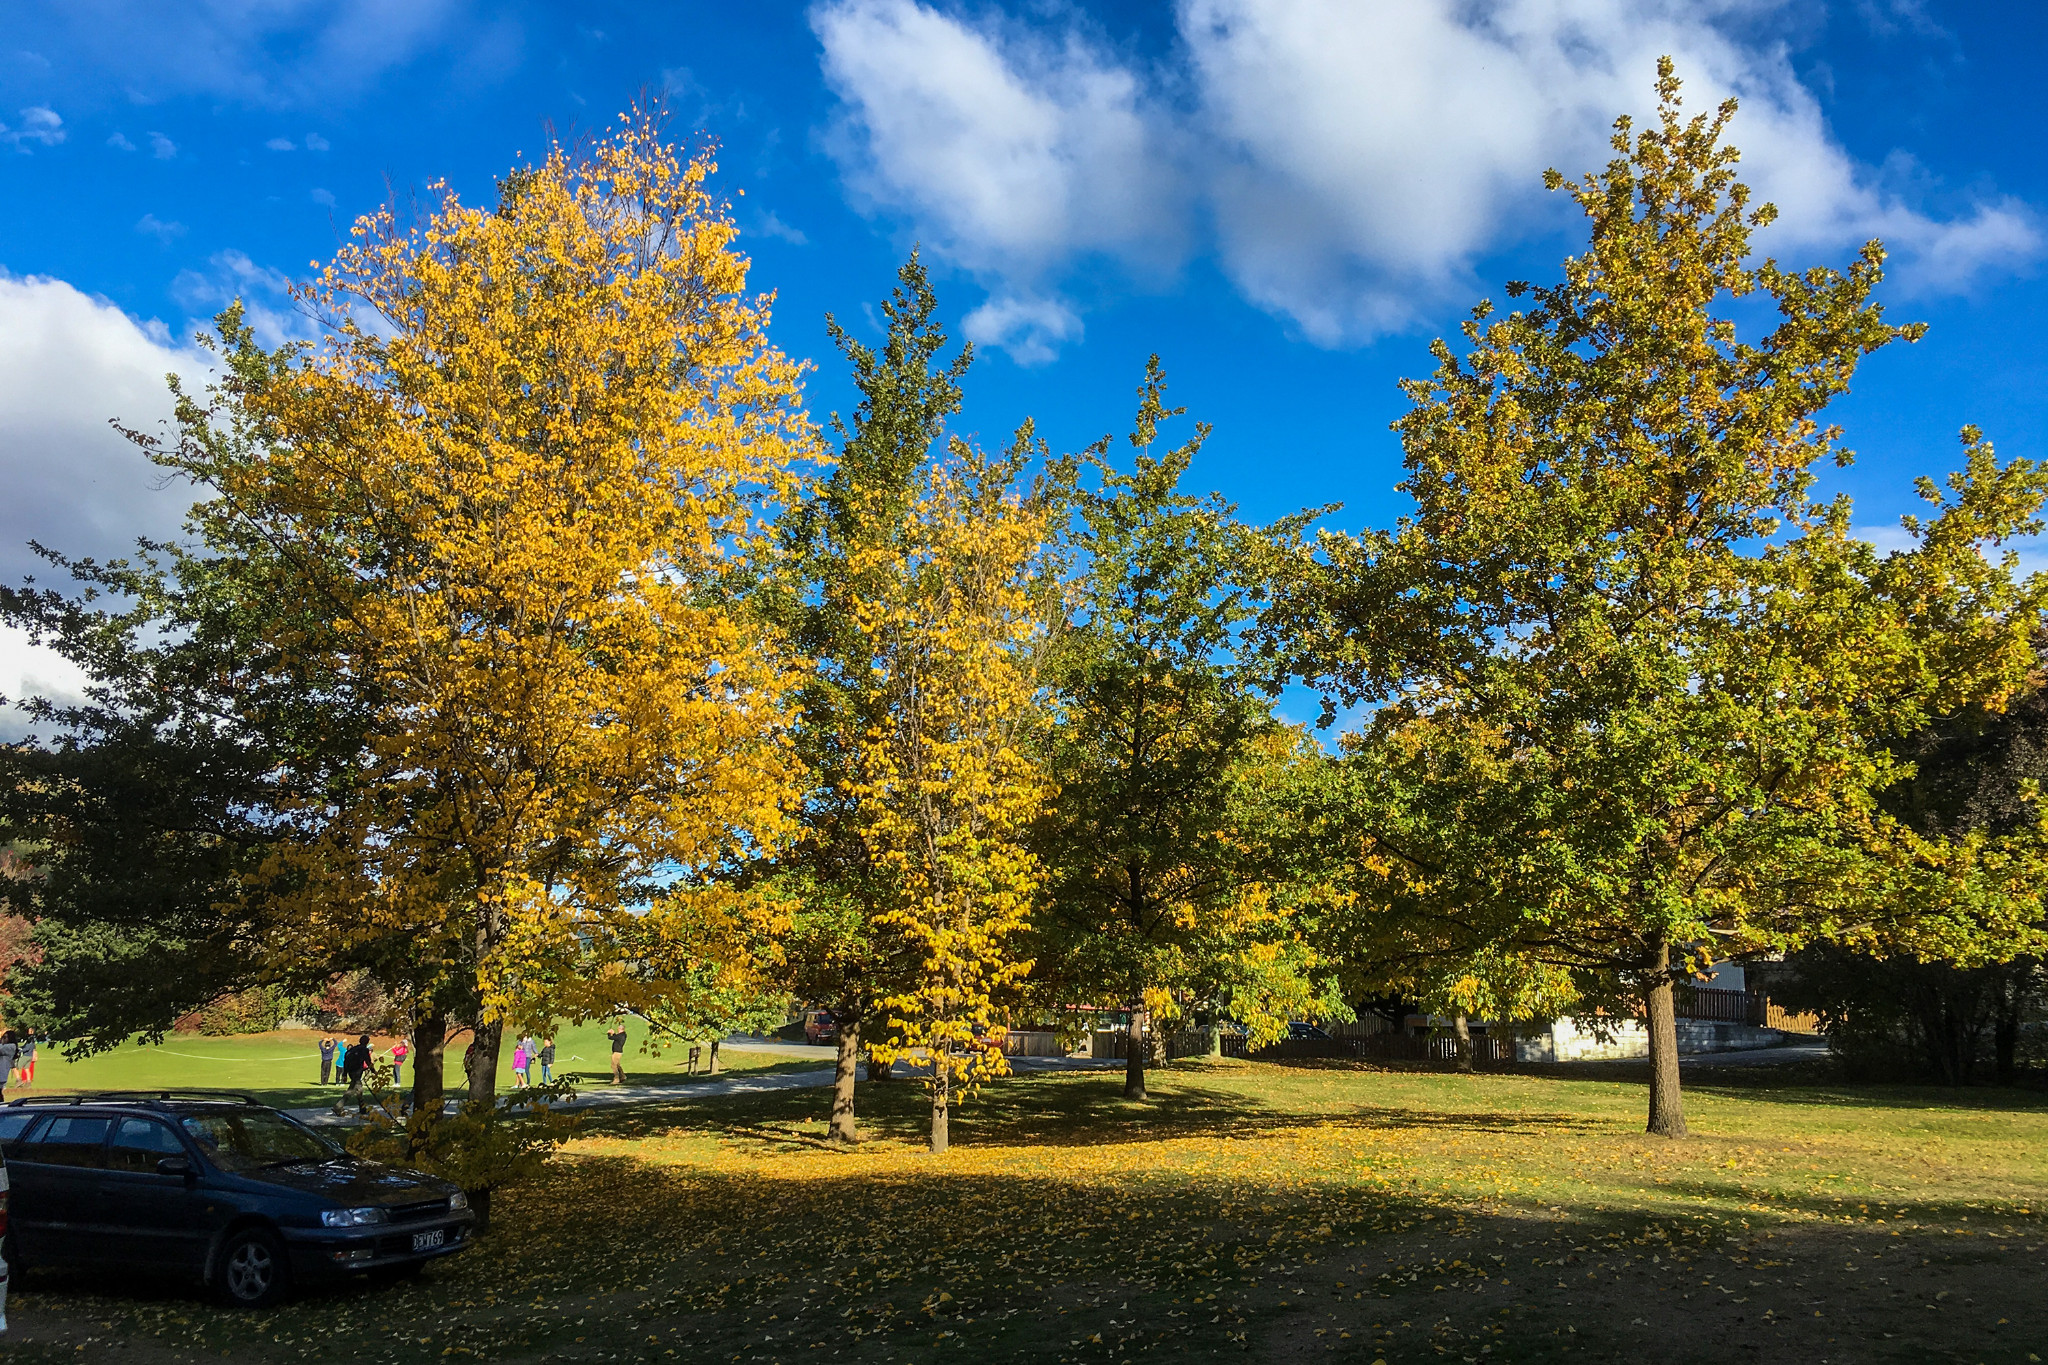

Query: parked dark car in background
<box><xmin>0</xmin><ymin>1092</ymin><xmax>474</xmax><ymax>1307</ymax></box>
<box><xmin>1287</xmin><ymin>1022</ymin><xmax>1332</xmax><ymax>1040</ymax></box>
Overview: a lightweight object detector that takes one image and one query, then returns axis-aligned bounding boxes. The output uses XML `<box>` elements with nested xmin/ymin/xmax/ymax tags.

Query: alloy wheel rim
<box><xmin>227</xmin><ymin>1241</ymin><xmax>273</xmax><ymax>1299</ymax></box>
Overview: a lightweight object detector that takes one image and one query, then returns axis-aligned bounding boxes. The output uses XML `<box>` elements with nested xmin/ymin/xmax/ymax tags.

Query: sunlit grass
<box><xmin>9</xmin><ymin>1057</ymin><xmax>2044</xmax><ymax>1364</ymax></box>
<box><xmin>23</xmin><ymin>1023</ymin><xmax>819</xmax><ymax>1111</ymax></box>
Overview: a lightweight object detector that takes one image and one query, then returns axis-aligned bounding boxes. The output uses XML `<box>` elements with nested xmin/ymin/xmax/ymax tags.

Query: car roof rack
<box><xmin>7</xmin><ymin>1090</ymin><xmax>264</xmax><ymax>1108</ymax></box>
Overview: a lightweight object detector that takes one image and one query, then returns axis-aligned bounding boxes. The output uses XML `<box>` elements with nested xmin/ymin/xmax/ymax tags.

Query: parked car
<box><xmin>1286</xmin><ymin>1022</ymin><xmax>1332</xmax><ymax>1040</ymax></box>
<box><xmin>0</xmin><ymin>1092</ymin><xmax>475</xmax><ymax>1307</ymax></box>
<box><xmin>0</xmin><ymin>1143</ymin><xmax>10</xmax><ymax>1331</ymax></box>
<box><xmin>803</xmin><ymin>1011</ymin><xmax>839</xmax><ymax>1045</ymax></box>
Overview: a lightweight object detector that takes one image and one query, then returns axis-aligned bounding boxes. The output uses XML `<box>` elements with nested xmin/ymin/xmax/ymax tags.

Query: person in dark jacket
<box><xmin>333</xmin><ymin>1033</ymin><xmax>372</xmax><ymax>1116</ymax></box>
<box><xmin>0</xmin><ymin>1031</ymin><xmax>16</xmax><ymax>1102</ymax></box>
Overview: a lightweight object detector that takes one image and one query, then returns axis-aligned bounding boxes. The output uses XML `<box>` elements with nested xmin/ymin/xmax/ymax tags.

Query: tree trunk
<box><xmin>1453</xmin><ymin>1012</ymin><xmax>1474</xmax><ymax>1073</ymax></box>
<box><xmin>1123</xmin><ymin>1006</ymin><xmax>1147</xmax><ymax>1101</ymax></box>
<box><xmin>865</xmin><ymin>1051</ymin><xmax>894</xmax><ymax>1082</ymax></box>
<box><xmin>1993</xmin><ymin>966</ymin><xmax>2023</xmax><ymax>1082</ymax></box>
<box><xmin>708</xmin><ymin>1038</ymin><xmax>721</xmax><ymax>1075</ymax></box>
<box><xmin>464</xmin><ymin>1018</ymin><xmax>503</xmax><ymax>1111</ymax></box>
<box><xmin>929</xmin><ymin>1048</ymin><xmax>950</xmax><ymax>1154</ymax></box>
<box><xmin>1206</xmin><ymin>1021</ymin><xmax>1222</xmax><ymax>1058</ymax></box>
<box><xmin>409</xmin><ymin>1011</ymin><xmax>448</xmax><ymax>1135</ymax></box>
<box><xmin>830</xmin><ymin>1017</ymin><xmax>861</xmax><ymax>1144</ymax></box>
<box><xmin>1644</xmin><ymin>939</ymin><xmax>1687</xmax><ymax>1139</ymax></box>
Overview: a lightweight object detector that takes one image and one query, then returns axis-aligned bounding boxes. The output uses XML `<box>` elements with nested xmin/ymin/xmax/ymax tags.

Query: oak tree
<box><xmin>1263</xmin><ymin>63</ymin><xmax>2048</xmax><ymax>1136</ymax></box>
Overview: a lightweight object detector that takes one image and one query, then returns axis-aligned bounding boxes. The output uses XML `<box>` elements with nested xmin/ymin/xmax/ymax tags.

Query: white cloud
<box><xmin>1856</xmin><ymin>522</ymin><xmax>2048</xmax><ymax>584</ymax></box>
<box><xmin>170</xmin><ymin>249</ymin><xmax>308</xmax><ymax>347</ymax></box>
<box><xmin>0</xmin><ymin>105</ymin><xmax>65</xmax><ymax>150</ymax></box>
<box><xmin>754</xmin><ymin>210</ymin><xmax>809</xmax><ymax>246</ymax></box>
<box><xmin>0</xmin><ymin>625</ymin><xmax>95</xmax><ymax>721</ymax></box>
<box><xmin>310</xmin><ymin>186</ymin><xmax>336</xmax><ymax>207</ymax></box>
<box><xmin>23</xmin><ymin>0</ymin><xmax>472</xmax><ymax>107</ymax></box>
<box><xmin>148</xmin><ymin>130</ymin><xmax>176</xmax><ymax>159</ymax></box>
<box><xmin>813</xmin><ymin>0</ymin><xmax>1181</xmax><ymax>358</ymax></box>
<box><xmin>135</xmin><ymin>212</ymin><xmax>185</xmax><ymax>243</ymax></box>
<box><xmin>0</xmin><ymin>274</ymin><xmax>213</xmax><ymax>719</ymax></box>
<box><xmin>813</xmin><ymin>0</ymin><xmax>2043</xmax><ymax>351</ymax></box>
<box><xmin>963</xmin><ymin>293</ymin><xmax>1081</xmax><ymax>367</ymax></box>
<box><xmin>106</xmin><ymin>130</ymin><xmax>136</xmax><ymax>151</ymax></box>
<box><xmin>304</xmin><ymin>131</ymin><xmax>330</xmax><ymax>151</ymax></box>
<box><xmin>265</xmin><ymin>136</ymin><xmax>296</xmax><ymax>151</ymax></box>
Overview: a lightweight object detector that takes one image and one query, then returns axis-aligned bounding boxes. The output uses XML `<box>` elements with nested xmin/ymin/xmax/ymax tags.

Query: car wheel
<box><xmin>217</xmin><ymin>1227</ymin><xmax>289</xmax><ymax>1308</ymax></box>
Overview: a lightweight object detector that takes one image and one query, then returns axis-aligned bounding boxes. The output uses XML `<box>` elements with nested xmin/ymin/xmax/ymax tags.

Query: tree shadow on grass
<box><xmin>576</xmin><ymin>1065</ymin><xmax>1622</xmax><ymax>1155</ymax></box>
<box><xmin>15</xmin><ymin>1146</ymin><xmax>2041</xmax><ymax>1365</ymax></box>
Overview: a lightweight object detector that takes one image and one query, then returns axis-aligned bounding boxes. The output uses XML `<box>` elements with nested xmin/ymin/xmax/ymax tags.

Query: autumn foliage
<box><xmin>4</xmin><ymin>66</ymin><xmax>2046</xmax><ymax>1179</ymax></box>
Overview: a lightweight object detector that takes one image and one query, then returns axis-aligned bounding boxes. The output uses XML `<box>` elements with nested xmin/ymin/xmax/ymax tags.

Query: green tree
<box><xmin>1032</xmin><ymin>360</ymin><xmax>1320</xmax><ymax>1100</ymax></box>
<box><xmin>1262</xmin><ymin>62</ymin><xmax>2048</xmax><ymax>1136</ymax></box>
<box><xmin>0</xmin><ymin>307</ymin><xmax>385</xmax><ymax>1053</ymax></box>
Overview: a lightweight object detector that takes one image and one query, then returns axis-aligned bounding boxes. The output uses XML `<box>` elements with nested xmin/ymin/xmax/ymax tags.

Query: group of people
<box><xmin>318</xmin><ymin>1034</ymin><xmax>409</xmax><ymax>1087</ymax></box>
<box><xmin>510</xmin><ymin>1034</ymin><xmax>557</xmax><ymax>1086</ymax></box>
<box><xmin>0</xmin><ymin>1029</ymin><xmax>36</xmax><ymax>1099</ymax></box>
<box><xmin>323</xmin><ymin>1033</ymin><xmax>381</xmax><ymax>1116</ymax></box>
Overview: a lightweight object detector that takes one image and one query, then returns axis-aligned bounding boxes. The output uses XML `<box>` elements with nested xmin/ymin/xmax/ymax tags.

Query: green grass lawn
<box><xmin>18</xmin><ymin>1022</ymin><xmax>822</xmax><ymax>1111</ymax></box>
<box><xmin>8</xmin><ymin>1056</ymin><xmax>2046</xmax><ymax>1364</ymax></box>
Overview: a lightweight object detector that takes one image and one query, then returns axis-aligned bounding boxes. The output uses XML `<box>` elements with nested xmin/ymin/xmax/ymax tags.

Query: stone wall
<box><xmin>1514</xmin><ymin>1016</ymin><xmax>1794</xmax><ymax>1062</ymax></box>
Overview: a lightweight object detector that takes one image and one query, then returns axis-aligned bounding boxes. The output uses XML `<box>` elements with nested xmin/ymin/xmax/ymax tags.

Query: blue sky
<box><xmin>2</xmin><ymin>1</ymin><xmax>2046</xmax><ymax>716</ymax></box>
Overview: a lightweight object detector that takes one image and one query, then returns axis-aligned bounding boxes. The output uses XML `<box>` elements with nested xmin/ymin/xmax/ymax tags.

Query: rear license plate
<box><xmin>411</xmin><ymin>1230</ymin><xmax>445</xmax><ymax>1252</ymax></box>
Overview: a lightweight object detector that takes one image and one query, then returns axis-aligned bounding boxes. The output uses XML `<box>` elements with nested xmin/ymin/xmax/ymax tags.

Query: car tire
<box><xmin>217</xmin><ymin>1227</ymin><xmax>290</xmax><ymax>1308</ymax></box>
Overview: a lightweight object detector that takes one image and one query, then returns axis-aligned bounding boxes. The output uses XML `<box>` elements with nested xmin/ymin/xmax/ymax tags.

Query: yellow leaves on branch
<box><xmin>236</xmin><ymin>106</ymin><xmax>814</xmax><ymax>1021</ymax></box>
<box><xmin>855</xmin><ymin>440</ymin><xmax>1052</xmax><ymax>1096</ymax></box>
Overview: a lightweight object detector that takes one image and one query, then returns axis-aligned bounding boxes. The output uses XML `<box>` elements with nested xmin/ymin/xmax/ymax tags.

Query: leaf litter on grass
<box><xmin>8</xmin><ymin>1058</ymin><xmax>2045</xmax><ymax>1363</ymax></box>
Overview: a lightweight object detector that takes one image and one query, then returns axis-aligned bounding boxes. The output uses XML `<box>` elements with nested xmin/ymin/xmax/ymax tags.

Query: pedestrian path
<box><xmin>292</xmin><ymin>1047</ymin><xmax>1116</xmax><ymax>1128</ymax></box>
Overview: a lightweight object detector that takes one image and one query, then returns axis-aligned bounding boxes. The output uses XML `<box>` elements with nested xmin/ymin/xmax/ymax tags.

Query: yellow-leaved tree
<box><xmin>856</xmin><ymin>434</ymin><xmax>1053</xmax><ymax>1154</ymax></box>
<box><xmin>219</xmin><ymin>110</ymin><xmax>810</xmax><ymax>1206</ymax></box>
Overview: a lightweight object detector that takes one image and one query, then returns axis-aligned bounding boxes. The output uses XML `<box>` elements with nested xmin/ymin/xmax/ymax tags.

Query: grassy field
<box><xmin>14</xmin><ymin>1021</ymin><xmax>819</xmax><ymax>1111</ymax></box>
<box><xmin>7</xmin><ymin>1056</ymin><xmax>2046</xmax><ymax>1364</ymax></box>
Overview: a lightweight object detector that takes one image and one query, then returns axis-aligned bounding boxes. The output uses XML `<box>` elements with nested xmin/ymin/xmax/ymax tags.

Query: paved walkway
<box><xmin>1677</xmin><ymin>1040</ymin><xmax>1830</xmax><ymax>1068</ymax></box>
<box><xmin>292</xmin><ymin>1040</ymin><xmax>1833</xmax><ymax>1127</ymax></box>
<box><xmin>293</xmin><ymin>1047</ymin><xmax>1117</xmax><ymax>1128</ymax></box>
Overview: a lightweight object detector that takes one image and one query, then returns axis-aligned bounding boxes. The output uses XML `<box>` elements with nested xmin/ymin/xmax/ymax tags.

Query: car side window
<box><xmin>107</xmin><ymin>1117</ymin><xmax>186</xmax><ymax>1173</ymax></box>
<box><xmin>17</xmin><ymin>1115</ymin><xmax>112</xmax><ymax>1168</ymax></box>
<box><xmin>0</xmin><ymin>1111</ymin><xmax>35</xmax><ymax>1155</ymax></box>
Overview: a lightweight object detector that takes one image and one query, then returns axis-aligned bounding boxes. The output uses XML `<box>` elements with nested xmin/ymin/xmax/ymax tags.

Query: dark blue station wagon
<box><xmin>0</xmin><ymin>1092</ymin><xmax>475</xmax><ymax>1306</ymax></box>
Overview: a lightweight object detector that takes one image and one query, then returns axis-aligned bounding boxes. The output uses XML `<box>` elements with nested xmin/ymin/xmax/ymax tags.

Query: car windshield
<box><xmin>181</xmin><ymin>1109</ymin><xmax>339</xmax><ymax>1171</ymax></box>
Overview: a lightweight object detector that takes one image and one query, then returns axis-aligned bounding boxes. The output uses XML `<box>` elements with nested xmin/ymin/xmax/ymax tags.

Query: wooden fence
<box><xmin>1759</xmin><ymin>1001</ymin><xmax>1821</xmax><ymax>1034</ymax></box>
<box><xmin>999</xmin><ymin>1031</ymin><xmax>1064</xmax><ymax>1058</ymax></box>
<box><xmin>1248</xmin><ymin>1034</ymin><xmax>1517</xmax><ymax>1064</ymax></box>
<box><xmin>1675</xmin><ymin>986</ymin><xmax>1754</xmax><ymax>1024</ymax></box>
<box><xmin>1672</xmin><ymin>987</ymin><xmax>1820</xmax><ymax>1033</ymax></box>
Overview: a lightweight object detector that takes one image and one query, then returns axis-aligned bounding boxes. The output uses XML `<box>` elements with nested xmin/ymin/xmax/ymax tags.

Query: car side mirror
<box><xmin>157</xmin><ymin>1156</ymin><xmax>194</xmax><ymax>1177</ymax></box>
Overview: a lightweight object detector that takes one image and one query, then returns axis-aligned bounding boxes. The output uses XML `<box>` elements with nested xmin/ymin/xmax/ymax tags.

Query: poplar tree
<box><xmin>774</xmin><ymin>253</ymin><xmax>971</xmax><ymax>1144</ymax></box>
<box><xmin>1264</xmin><ymin>62</ymin><xmax>2048</xmax><ymax>1136</ymax></box>
<box><xmin>856</xmin><ymin>431</ymin><xmax>1053</xmax><ymax>1154</ymax></box>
